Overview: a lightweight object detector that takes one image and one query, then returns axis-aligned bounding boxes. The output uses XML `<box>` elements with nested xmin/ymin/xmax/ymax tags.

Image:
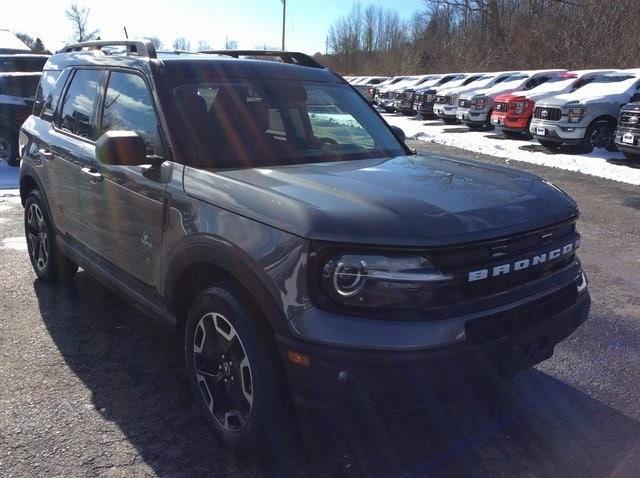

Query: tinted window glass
<box><xmin>101</xmin><ymin>72</ymin><xmax>162</xmax><ymax>156</ymax></box>
<box><xmin>172</xmin><ymin>78</ymin><xmax>404</xmax><ymax>168</ymax></box>
<box><xmin>0</xmin><ymin>57</ymin><xmax>47</xmax><ymax>73</ymax></box>
<box><xmin>59</xmin><ymin>69</ymin><xmax>102</xmax><ymax>139</ymax></box>
<box><xmin>34</xmin><ymin>71</ymin><xmax>59</xmax><ymax>116</ymax></box>
<box><xmin>0</xmin><ymin>74</ymin><xmax>40</xmax><ymax>98</ymax></box>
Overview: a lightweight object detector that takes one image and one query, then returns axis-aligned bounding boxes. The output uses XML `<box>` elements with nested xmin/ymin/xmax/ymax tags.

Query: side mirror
<box><xmin>390</xmin><ymin>125</ymin><xmax>406</xmax><ymax>143</ymax></box>
<box><xmin>96</xmin><ymin>131</ymin><xmax>148</xmax><ymax>166</ymax></box>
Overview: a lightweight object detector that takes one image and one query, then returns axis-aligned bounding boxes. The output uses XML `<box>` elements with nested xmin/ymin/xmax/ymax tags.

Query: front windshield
<box><xmin>172</xmin><ymin>78</ymin><xmax>406</xmax><ymax>168</ymax></box>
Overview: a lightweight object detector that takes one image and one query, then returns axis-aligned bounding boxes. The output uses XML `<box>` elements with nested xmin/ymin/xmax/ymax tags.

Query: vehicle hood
<box><xmin>538</xmin><ymin>78</ymin><xmax>638</xmax><ymax>106</ymax></box>
<box><xmin>184</xmin><ymin>154</ymin><xmax>578</xmax><ymax>246</ymax></box>
<box><xmin>465</xmin><ymin>79</ymin><xmax>532</xmax><ymax>100</ymax></box>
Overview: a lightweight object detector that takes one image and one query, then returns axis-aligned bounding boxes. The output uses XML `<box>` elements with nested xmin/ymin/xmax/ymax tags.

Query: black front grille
<box><xmin>619</xmin><ymin>110</ymin><xmax>640</xmax><ymax>128</ymax></box>
<box><xmin>458</xmin><ymin>98</ymin><xmax>470</xmax><ymax>108</ymax></box>
<box><xmin>402</xmin><ymin>90</ymin><xmax>414</xmax><ymax>101</ymax></box>
<box><xmin>431</xmin><ymin>220</ymin><xmax>579</xmax><ymax>300</ymax></box>
<box><xmin>534</xmin><ymin>107</ymin><xmax>562</xmax><ymax>121</ymax></box>
<box><xmin>378</xmin><ymin>92</ymin><xmax>389</xmax><ymax>99</ymax></box>
<box><xmin>435</xmin><ymin>95</ymin><xmax>446</xmax><ymax>104</ymax></box>
<box><xmin>494</xmin><ymin>101</ymin><xmax>509</xmax><ymax>112</ymax></box>
<box><xmin>464</xmin><ymin>283</ymin><xmax>578</xmax><ymax>345</ymax></box>
<box><xmin>394</xmin><ymin>92</ymin><xmax>403</xmax><ymax>99</ymax></box>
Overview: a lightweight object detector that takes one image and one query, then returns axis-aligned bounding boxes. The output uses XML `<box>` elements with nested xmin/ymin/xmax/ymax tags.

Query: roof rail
<box><xmin>59</xmin><ymin>40</ymin><xmax>157</xmax><ymax>59</ymax></box>
<box><xmin>199</xmin><ymin>50</ymin><xmax>324</xmax><ymax>69</ymax></box>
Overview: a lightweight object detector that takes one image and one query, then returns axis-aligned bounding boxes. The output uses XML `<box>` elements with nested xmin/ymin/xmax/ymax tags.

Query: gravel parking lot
<box><xmin>1</xmin><ymin>140</ymin><xmax>640</xmax><ymax>477</ymax></box>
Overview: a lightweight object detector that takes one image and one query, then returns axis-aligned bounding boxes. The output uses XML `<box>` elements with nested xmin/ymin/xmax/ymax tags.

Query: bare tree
<box><xmin>144</xmin><ymin>36</ymin><xmax>163</xmax><ymax>50</ymax></box>
<box><xmin>65</xmin><ymin>2</ymin><xmax>100</xmax><ymax>43</ymax></box>
<box><xmin>172</xmin><ymin>37</ymin><xmax>191</xmax><ymax>51</ymax></box>
<box><xmin>197</xmin><ymin>39</ymin><xmax>211</xmax><ymax>51</ymax></box>
<box><xmin>224</xmin><ymin>38</ymin><xmax>238</xmax><ymax>49</ymax></box>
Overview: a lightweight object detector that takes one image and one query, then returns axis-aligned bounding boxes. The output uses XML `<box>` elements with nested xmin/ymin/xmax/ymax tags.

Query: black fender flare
<box><xmin>163</xmin><ymin>236</ymin><xmax>290</xmax><ymax>334</ymax></box>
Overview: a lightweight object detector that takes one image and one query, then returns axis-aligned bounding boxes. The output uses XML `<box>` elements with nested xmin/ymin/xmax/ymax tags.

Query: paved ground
<box><xmin>1</xmin><ymin>142</ymin><xmax>640</xmax><ymax>476</ymax></box>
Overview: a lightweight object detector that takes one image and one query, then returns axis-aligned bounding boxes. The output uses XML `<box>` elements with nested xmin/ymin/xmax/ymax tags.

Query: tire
<box><xmin>539</xmin><ymin>139</ymin><xmax>561</xmax><ymax>150</ymax></box>
<box><xmin>578</xmin><ymin>119</ymin><xmax>616</xmax><ymax>154</ymax></box>
<box><xmin>184</xmin><ymin>283</ymin><xmax>294</xmax><ymax>458</ymax></box>
<box><xmin>623</xmin><ymin>151</ymin><xmax>640</xmax><ymax>161</ymax></box>
<box><xmin>484</xmin><ymin>110</ymin><xmax>494</xmax><ymax>131</ymax></box>
<box><xmin>0</xmin><ymin>131</ymin><xmax>18</xmax><ymax>167</ymax></box>
<box><xmin>24</xmin><ymin>189</ymin><xmax>78</xmax><ymax>283</ymax></box>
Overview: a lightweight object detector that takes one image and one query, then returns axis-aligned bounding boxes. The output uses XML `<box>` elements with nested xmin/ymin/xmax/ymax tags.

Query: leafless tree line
<box><xmin>316</xmin><ymin>0</ymin><xmax>640</xmax><ymax>75</ymax></box>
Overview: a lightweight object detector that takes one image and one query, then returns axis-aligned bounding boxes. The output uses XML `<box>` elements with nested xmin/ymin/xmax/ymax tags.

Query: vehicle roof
<box><xmin>567</xmin><ymin>68</ymin><xmax>617</xmax><ymax>76</ymax></box>
<box><xmin>0</xmin><ymin>71</ymin><xmax>42</xmax><ymax>78</ymax></box>
<box><xmin>0</xmin><ymin>54</ymin><xmax>50</xmax><ymax>59</ymax></box>
<box><xmin>44</xmin><ymin>50</ymin><xmax>342</xmax><ymax>83</ymax></box>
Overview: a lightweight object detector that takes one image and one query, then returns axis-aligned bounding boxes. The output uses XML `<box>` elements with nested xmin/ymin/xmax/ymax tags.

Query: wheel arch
<box><xmin>589</xmin><ymin>114</ymin><xmax>618</xmax><ymax>127</ymax></box>
<box><xmin>165</xmin><ymin>240</ymin><xmax>289</xmax><ymax>338</ymax></box>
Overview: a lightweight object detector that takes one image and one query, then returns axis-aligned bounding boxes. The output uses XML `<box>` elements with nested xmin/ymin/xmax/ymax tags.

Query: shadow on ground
<box><xmin>35</xmin><ymin>273</ymin><xmax>640</xmax><ymax>477</ymax></box>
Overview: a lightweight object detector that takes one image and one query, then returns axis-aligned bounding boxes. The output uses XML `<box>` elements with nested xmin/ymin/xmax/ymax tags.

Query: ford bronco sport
<box><xmin>19</xmin><ymin>40</ymin><xmax>590</xmax><ymax>457</ymax></box>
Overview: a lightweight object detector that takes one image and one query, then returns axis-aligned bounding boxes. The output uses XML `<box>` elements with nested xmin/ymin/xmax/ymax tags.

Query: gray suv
<box><xmin>19</xmin><ymin>41</ymin><xmax>590</xmax><ymax>457</ymax></box>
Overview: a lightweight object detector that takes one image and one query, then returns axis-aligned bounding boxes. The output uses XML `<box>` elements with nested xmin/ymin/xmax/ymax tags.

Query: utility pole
<box><xmin>281</xmin><ymin>0</ymin><xmax>286</xmax><ymax>51</ymax></box>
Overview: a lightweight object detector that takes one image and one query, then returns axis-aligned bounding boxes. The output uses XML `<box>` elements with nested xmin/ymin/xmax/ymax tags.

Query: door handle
<box><xmin>38</xmin><ymin>148</ymin><xmax>53</xmax><ymax>159</ymax></box>
<box><xmin>81</xmin><ymin>166</ymin><xmax>104</xmax><ymax>183</ymax></box>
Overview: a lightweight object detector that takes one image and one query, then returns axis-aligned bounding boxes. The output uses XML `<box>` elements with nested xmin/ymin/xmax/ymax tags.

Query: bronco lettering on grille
<box><xmin>468</xmin><ymin>240</ymin><xmax>579</xmax><ymax>282</ymax></box>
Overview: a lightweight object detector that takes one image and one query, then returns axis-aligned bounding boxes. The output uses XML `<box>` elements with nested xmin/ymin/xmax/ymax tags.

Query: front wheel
<box><xmin>579</xmin><ymin>119</ymin><xmax>616</xmax><ymax>154</ymax></box>
<box><xmin>24</xmin><ymin>190</ymin><xmax>78</xmax><ymax>283</ymax></box>
<box><xmin>184</xmin><ymin>283</ymin><xmax>294</xmax><ymax>457</ymax></box>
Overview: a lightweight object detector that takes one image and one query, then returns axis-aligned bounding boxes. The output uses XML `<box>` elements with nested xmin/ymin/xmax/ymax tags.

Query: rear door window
<box><xmin>58</xmin><ymin>69</ymin><xmax>103</xmax><ymax>140</ymax></box>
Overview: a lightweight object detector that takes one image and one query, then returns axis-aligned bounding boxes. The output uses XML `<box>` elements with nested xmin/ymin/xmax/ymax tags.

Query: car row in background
<box><xmin>347</xmin><ymin>69</ymin><xmax>640</xmax><ymax>157</ymax></box>
<box><xmin>0</xmin><ymin>54</ymin><xmax>48</xmax><ymax>166</ymax></box>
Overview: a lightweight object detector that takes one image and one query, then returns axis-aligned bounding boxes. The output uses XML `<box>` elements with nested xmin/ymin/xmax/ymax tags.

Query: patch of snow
<box><xmin>382</xmin><ymin>113</ymin><xmax>640</xmax><ymax>185</ymax></box>
<box><xmin>1</xmin><ymin>236</ymin><xmax>27</xmax><ymax>252</ymax></box>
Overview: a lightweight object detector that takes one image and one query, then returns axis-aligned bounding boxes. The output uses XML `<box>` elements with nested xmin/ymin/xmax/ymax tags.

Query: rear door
<box><xmin>79</xmin><ymin>69</ymin><xmax>168</xmax><ymax>286</ymax></box>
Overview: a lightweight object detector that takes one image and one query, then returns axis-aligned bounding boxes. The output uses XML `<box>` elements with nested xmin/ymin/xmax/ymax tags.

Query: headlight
<box><xmin>321</xmin><ymin>254</ymin><xmax>452</xmax><ymax>309</ymax></box>
<box><xmin>566</xmin><ymin>106</ymin><xmax>587</xmax><ymax>123</ymax></box>
<box><xmin>472</xmin><ymin>97</ymin><xmax>488</xmax><ymax>110</ymax></box>
<box><xmin>513</xmin><ymin>100</ymin><xmax>529</xmax><ymax>115</ymax></box>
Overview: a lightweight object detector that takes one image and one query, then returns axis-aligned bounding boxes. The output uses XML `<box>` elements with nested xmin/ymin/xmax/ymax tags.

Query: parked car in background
<box><xmin>614</xmin><ymin>101</ymin><xmax>640</xmax><ymax>160</ymax></box>
<box><xmin>0</xmin><ymin>54</ymin><xmax>48</xmax><ymax>73</ymax></box>
<box><xmin>0</xmin><ymin>71</ymin><xmax>43</xmax><ymax>166</ymax></box>
<box><xmin>491</xmin><ymin>70</ymin><xmax>614</xmax><ymax>138</ymax></box>
<box><xmin>414</xmin><ymin>73</ymin><xmax>488</xmax><ymax>118</ymax></box>
<box><xmin>377</xmin><ymin>75</ymin><xmax>433</xmax><ymax>112</ymax></box>
<box><xmin>531</xmin><ymin>70</ymin><xmax>640</xmax><ymax>152</ymax></box>
<box><xmin>398</xmin><ymin>74</ymin><xmax>456</xmax><ymax>115</ymax></box>
<box><xmin>457</xmin><ymin>70</ymin><xmax>566</xmax><ymax>130</ymax></box>
<box><xmin>372</xmin><ymin>76</ymin><xmax>407</xmax><ymax>104</ymax></box>
<box><xmin>352</xmin><ymin>76</ymin><xmax>389</xmax><ymax>103</ymax></box>
<box><xmin>434</xmin><ymin>72</ymin><xmax>517</xmax><ymax>124</ymax></box>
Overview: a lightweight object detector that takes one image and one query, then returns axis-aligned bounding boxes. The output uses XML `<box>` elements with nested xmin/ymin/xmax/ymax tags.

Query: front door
<box><xmin>79</xmin><ymin>70</ymin><xmax>168</xmax><ymax>286</ymax></box>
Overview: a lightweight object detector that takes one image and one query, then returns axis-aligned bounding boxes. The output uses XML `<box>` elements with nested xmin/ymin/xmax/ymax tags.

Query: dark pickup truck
<box><xmin>20</xmin><ymin>41</ymin><xmax>590</xmax><ymax>458</ymax></box>
<box><xmin>1</xmin><ymin>72</ymin><xmax>42</xmax><ymax>166</ymax></box>
<box><xmin>614</xmin><ymin>102</ymin><xmax>640</xmax><ymax>160</ymax></box>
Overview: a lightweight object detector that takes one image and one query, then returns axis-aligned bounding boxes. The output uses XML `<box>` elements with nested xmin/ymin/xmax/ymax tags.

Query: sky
<box><xmin>4</xmin><ymin>0</ymin><xmax>426</xmax><ymax>54</ymax></box>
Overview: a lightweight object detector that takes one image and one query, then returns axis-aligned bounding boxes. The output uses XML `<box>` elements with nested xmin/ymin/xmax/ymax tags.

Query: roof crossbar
<box><xmin>199</xmin><ymin>50</ymin><xmax>324</xmax><ymax>68</ymax></box>
<box><xmin>60</xmin><ymin>40</ymin><xmax>157</xmax><ymax>59</ymax></box>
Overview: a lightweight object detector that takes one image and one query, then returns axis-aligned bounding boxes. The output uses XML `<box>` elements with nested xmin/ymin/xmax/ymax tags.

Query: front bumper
<box><xmin>458</xmin><ymin>107</ymin><xmax>490</xmax><ymax>126</ymax></box>
<box><xmin>278</xmin><ymin>273</ymin><xmax>590</xmax><ymax>411</ymax></box>
<box><xmin>530</xmin><ymin>120</ymin><xmax>586</xmax><ymax>144</ymax></box>
<box><xmin>492</xmin><ymin>112</ymin><xmax>531</xmax><ymax>132</ymax></box>
<box><xmin>417</xmin><ymin>101</ymin><xmax>436</xmax><ymax>117</ymax></box>
<box><xmin>614</xmin><ymin>126</ymin><xmax>640</xmax><ymax>153</ymax></box>
<box><xmin>434</xmin><ymin>103</ymin><xmax>458</xmax><ymax>119</ymax></box>
<box><xmin>399</xmin><ymin>99</ymin><xmax>416</xmax><ymax>113</ymax></box>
